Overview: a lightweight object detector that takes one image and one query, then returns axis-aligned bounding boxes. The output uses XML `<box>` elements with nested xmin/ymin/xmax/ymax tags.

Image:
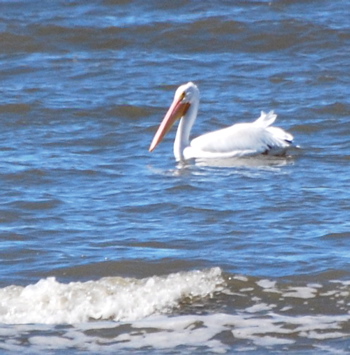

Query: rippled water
<box><xmin>0</xmin><ymin>0</ymin><xmax>349</xmax><ymax>353</ymax></box>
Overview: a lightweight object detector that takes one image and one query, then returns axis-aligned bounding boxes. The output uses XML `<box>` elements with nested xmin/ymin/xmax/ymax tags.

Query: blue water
<box><xmin>0</xmin><ymin>0</ymin><xmax>349</xmax><ymax>353</ymax></box>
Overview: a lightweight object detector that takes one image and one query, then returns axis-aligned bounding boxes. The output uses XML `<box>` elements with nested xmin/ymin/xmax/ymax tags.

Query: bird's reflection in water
<box><xmin>193</xmin><ymin>155</ymin><xmax>294</xmax><ymax>169</ymax></box>
<box><xmin>149</xmin><ymin>150</ymin><xmax>298</xmax><ymax>177</ymax></box>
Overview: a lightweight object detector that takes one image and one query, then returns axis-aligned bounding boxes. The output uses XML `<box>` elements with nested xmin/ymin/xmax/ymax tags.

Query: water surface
<box><xmin>0</xmin><ymin>0</ymin><xmax>349</xmax><ymax>353</ymax></box>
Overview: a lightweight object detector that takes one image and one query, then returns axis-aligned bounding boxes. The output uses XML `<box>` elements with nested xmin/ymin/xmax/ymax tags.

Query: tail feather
<box><xmin>267</xmin><ymin>126</ymin><xmax>294</xmax><ymax>144</ymax></box>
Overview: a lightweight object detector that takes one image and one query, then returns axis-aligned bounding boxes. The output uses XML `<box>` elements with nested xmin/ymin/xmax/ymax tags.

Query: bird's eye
<box><xmin>181</xmin><ymin>92</ymin><xmax>186</xmax><ymax>100</ymax></box>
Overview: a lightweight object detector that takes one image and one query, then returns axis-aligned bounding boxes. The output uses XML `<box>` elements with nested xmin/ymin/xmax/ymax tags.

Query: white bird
<box><xmin>149</xmin><ymin>82</ymin><xmax>293</xmax><ymax>162</ymax></box>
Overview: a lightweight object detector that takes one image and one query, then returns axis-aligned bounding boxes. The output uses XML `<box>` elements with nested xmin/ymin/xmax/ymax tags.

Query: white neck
<box><xmin>173</xmin><ymin>100</ymin><xmax>199</xmax><ymax>161</ymax></box>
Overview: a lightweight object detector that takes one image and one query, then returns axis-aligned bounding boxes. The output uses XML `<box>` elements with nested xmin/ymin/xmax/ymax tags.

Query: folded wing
<box><xmin>185</xmin><ymin>111</ymin><xmax>293</xmax><ymax>159</ymax></box>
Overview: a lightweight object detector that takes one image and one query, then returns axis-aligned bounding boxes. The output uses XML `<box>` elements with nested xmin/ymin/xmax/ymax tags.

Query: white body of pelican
<box><xmin>149</xmin><ymin>82</ymin><xmax>293</xmax><ymax>162</ymax></box>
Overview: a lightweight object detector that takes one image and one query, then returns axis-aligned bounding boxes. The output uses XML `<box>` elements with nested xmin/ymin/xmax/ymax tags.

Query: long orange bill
<box><xmin>149</xmin><ymin>98</ymin><xmax>190</xmax><ymax>152</ymax></box>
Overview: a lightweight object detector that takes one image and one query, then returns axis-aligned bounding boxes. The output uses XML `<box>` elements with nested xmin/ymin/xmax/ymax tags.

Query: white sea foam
<box><xmin>246</xmin><ymin>302</ymin><xmax>276</xmax><ymax>313</ymax></box>
<box><xmin>0</xmin><ymin>267</ymin><xmax>224</xmax><ymax>325</ymax></box>
<box><xmin>0</xmin><ymin>273</ymin><xmax>349</xmax><ymax>353</ymax></box>
<box><xmin>256</xmin><ymin>279</ymin><xmax>276</xmax><ymax>289</ymax></box>
<box><xmin>4</xmin><ymin>311</ymin><xmax>346</xmax><ymax>354</ymax></box>
<box><xmin>283</xmin><ymin>286</ymin><xmax>318</xmax><ymax>299</ymax></box>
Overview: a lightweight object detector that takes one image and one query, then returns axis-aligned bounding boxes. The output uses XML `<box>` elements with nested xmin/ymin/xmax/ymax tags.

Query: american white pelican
<box><xmin>149</xmin><ymin>82</ymin><xmax>293</xmax><ymax>162</ymax></box>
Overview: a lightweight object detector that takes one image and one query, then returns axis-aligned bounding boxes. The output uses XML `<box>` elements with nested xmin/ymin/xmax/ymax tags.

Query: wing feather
<box><xmin>185</xmin><ymin>112</ymin><xmax>293</xmax><ymax>159</ymax></box>
<box><xmin>254</xmin><ymin>110</ymin><xmax>277</xmax><ymax>127</ymax></box>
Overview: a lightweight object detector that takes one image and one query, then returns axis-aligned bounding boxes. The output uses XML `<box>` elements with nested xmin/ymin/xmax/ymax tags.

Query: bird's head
<box><xmin>149</xmin><ymin>82</ymin><xmax>199</xmax><ymax>152</ymax></box>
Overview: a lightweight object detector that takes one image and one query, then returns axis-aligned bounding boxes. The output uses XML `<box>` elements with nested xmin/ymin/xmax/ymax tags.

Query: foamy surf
<box><xmin>2</xmin><ymin>311</ymin><xmax>349</xmax><ymax>354</ymax></box>
<box><xmin>0</xmin><ymin>267</ymin><xmax>224</xmax><ymax>325</ymax></box>
<box><xmin>0</xmin><ymin>271</ymin><xmax>349</xmax><ymax>353</ymax></box>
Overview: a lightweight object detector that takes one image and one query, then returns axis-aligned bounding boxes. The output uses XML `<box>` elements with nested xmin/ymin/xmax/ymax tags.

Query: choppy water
<box><xmin>0</xmin><ymin>0</ymin><xmax>349</xmax><ymax>353</ymax></box>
